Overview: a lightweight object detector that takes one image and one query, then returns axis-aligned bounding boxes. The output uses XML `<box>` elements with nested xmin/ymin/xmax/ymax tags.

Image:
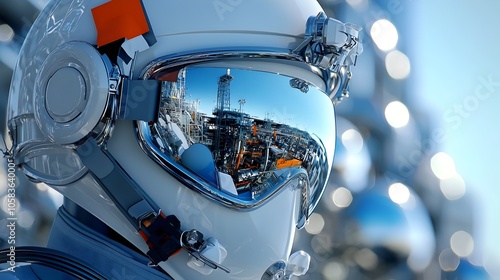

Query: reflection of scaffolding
<box><xmin>214</xmin><ymin>69</ymin><xmax>234</xmax><ymax>159</ymax></box>
<box><xmin>161</xmin><ymin>68</ymin><xmax>186</xmax><ymax>126</ymax></box>
<box><xmin>187</xmin><ymin>99</ymin><xmax>204</xmax><ymax>143</ymax></box>
<box><xmin>159</xmin><ymin>69</ymin><xmax>205</xmax><ymax>146</ymax></box>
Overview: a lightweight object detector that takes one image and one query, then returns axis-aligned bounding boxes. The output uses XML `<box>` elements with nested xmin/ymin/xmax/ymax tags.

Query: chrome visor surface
<box><xmin>137</xmin><ymin>61</ymin><xmax>336</xmax><ymax>226</ymax></box>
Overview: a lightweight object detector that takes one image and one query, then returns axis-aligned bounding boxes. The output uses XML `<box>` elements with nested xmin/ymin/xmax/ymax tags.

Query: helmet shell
<box><xmin>7</xmin><ymin>0</ymin><xmax>327</xmax><ymax>279</ymax></box>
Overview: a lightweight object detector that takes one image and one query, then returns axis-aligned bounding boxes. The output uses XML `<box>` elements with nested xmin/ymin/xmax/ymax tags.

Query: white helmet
<box><xmin>7</xmin><ymin>0</ymin><xmax>362</xmax><ymax>278</ymax></box>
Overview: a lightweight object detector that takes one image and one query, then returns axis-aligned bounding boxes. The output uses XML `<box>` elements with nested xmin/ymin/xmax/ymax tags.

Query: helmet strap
<box><xmin>76</xmin><ymin>138</ymin><xmax>183</xmax><ymax>265</ymax></box>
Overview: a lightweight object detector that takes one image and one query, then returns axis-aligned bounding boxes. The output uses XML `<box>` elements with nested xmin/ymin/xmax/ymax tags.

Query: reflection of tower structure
<box><xmin>238</xmin><ymin>99</ymin><xmax>246</xmax><ymax>112</ymax></box>
<box><xmin>214</xmin><ymin>69</ymin><xmax>233</xmax><ymax>160</ymax></box>
<box><xmin>236</xmin><ymin>98</ymin><xmax>247</xmax><ymax>168</ymax></box>
<box><xmin>217</xmin><ymin>69</ymin><xmax>232</xmax><ymax>112</ymax></box>
<box><xmin>177</xmin><ymin>68</ymin><xmax>186</xmax><ymax>99</ymax></box>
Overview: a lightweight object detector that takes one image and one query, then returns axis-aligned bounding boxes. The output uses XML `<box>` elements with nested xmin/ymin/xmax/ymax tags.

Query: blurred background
<box><xmin>0</xmin><ymin>0</ymin><xmax>499</xmax><ymax>279</ymax></box>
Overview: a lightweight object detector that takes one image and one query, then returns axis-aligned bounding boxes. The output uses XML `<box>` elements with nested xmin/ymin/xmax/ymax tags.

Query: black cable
<box><xmin>0</xmin><ymin>246</ymin><xmax>107</xmax><ymax>280</ymax></box>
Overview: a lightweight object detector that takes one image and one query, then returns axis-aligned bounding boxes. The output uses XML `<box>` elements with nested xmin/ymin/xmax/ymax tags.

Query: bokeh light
<box><xmin>430</xmin><ymin>152</ymin><xmax>457</xmax><ymax>179</ymax></box>
<box><xmin>439</xmin><ymin>248</ymin><xmax>460</xmax><ymax>272</ymax></box>
<box><xmin>385</xmin><ymin>50</ymin><xmax>411</xmax><ymax>79</ymax></box>
<box><xmin>322</xmin><ymin>260</ymin><xmax>348</xmax><ymax>280</ymax></box>
<box><xmin>439</xmin><ymin>173</ymin><xmax>466</xmax><ymax>200</ymax></box>
<box><xmin>332</xmin><ymin>187</ymin><xmax>353</xmax><ymax>208</ymax></box>
<box><xmin>450</xmin><ymin>230</ymin><xmax>474</xmax><ymax>257</ymax></box>
<box><xmin>388</xmin><ymin>182</ymin><xmax>410</xmax><ymax>204</ymax></box>
<box><xmin>0</xmin><ymin>24</ymin><xmax>14</xmax><ymax>43</ymax></box>
<box><xmin>305</xmin><ymin>213</ymin><xmax>325</xmax><ymax>235</ymax></box>
<box><xmin>341</xmin><ymin>128</ymin><xmax>364</xmax><ymax>153</ymax></box>
<box><xmin>370</xmin><ymin>19</ymin><xmax>398</xmax><ymax>51</ymax></box>
<box><xmin>384</xmin><ymin>101</ymin><xmax>410</xmax><ymax>128</ymax></box>
<box><xmin>18</xmin><ymin>209</ymin><xmax>36</xmax><ymax>229</ymax></box>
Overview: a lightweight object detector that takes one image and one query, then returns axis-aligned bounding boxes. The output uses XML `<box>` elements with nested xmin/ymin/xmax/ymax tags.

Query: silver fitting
<box><xmin>301</xmin><ymin>12</ymin><xmax>363</xmax><ymax>70</ymax></box>
<box><xmin>181</xmin><ymin>230</ymin><xmax>231</xmax><ymax>273</ymax></box>
<box><xmin>294</xmin><ymin>12</ymin><xmax>363</xmax><ymax>103</ymax></box>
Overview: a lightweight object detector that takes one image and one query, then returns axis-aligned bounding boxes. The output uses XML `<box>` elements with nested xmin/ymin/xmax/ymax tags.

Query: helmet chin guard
<box><xmin>33</xmin><ymin>41</ymin><xmax>117</xmax><ymax>145</ymax></box>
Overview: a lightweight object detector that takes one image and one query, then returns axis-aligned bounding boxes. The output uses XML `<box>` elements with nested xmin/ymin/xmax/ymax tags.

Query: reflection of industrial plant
<box><xmin>152</xmin><ymin>68</ymin><xmax>327</xmax><ymax>193</ymax></box>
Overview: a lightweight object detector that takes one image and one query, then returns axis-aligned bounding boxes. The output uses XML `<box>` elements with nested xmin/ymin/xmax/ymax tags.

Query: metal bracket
<box><xmin>294</xmin><ymin>12</ymin><xmax>363</xmax><ymax>103</ymax></box>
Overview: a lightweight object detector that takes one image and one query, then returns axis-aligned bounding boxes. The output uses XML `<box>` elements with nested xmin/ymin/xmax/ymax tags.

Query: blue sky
<box><xmin>184</xmin><ymin>67</ymin><xmax>337</xmax><ymax>152</ymax></box>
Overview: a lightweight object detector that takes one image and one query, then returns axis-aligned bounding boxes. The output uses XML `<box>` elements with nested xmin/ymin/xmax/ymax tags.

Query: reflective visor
<box><xmin>137</xmin><ymin>60</ymin><xmax>336</xmax><ymax>228</ymax></box>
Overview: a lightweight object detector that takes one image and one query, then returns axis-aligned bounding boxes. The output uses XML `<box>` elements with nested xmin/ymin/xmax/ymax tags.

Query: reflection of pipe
<box><xmin>235</xmin><ymin>140</ymin><xmax>242</xmax><ymax>168</ymax></box>
<box><xmin>264</xmin><ymin>141</ymin><xmax>270</xmax><ymax>171</ymax></box>
<box><xmin>237</xmin><ymin>168</ymin><xmax>260</xmax><ymax>182</ymax></box>
<box><xmin>252</xmin><ymin>124</ymin><xmax>257</xmax><ymax>136</ymax></box>
<box><xmin>303</xmin><ymin>148</ymin><xmax>310</xmax><ymax>162</ymax></box>
<box><xmin>235</xmin><ymin>148</ymin><xmax>245</xmax><ymax>171</ymax></box>
<box><xmin>276</xmin><ymin>158</ymin><xmax>302</xmax><ymax>169</ymax></box>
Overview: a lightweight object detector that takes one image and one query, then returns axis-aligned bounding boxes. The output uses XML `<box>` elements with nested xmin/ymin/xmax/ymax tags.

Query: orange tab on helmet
<box><xmin>91</xmin><ymin>0</ymin><xmax>150</xmax><ymax>47</ymax></box>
